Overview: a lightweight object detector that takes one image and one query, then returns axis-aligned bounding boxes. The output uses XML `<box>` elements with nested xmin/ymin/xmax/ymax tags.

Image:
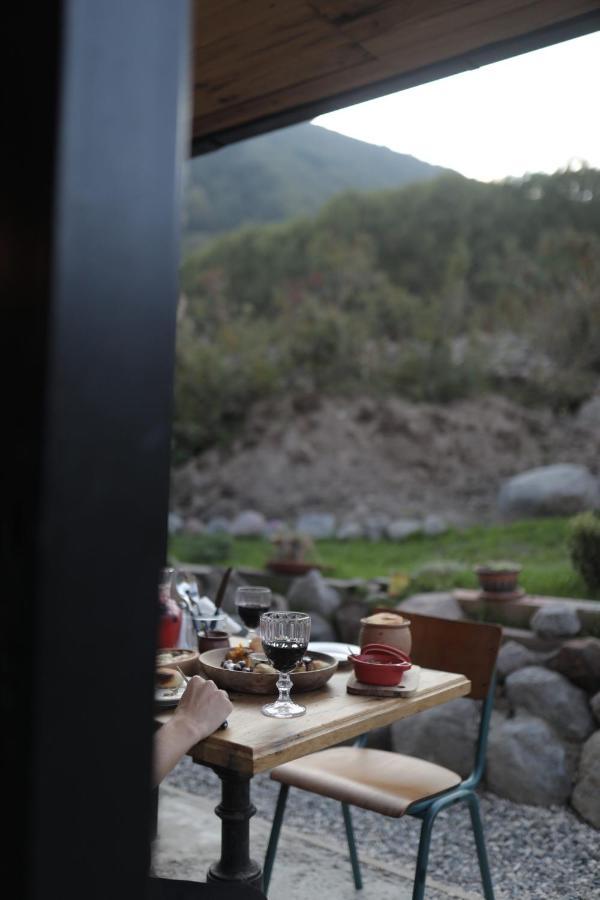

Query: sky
<box><xmin>314</xmin><ymin>31</ymin><xmax>600</xmax><ymax>183</ymax></box>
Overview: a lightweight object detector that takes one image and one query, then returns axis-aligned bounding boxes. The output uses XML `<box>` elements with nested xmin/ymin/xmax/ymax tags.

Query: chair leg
<box><xmin>263</xmin><ymin>784</ymin><xmax>289</xmax><ymax>894</ymax></box>
<box><xmin>341</xmin><ymin>803</ymin><xmax>362</xmax><ymax>890</ymax></box>
<box><xmin>412</xmin><ymin>808</ymin><xmax>436</xmax><ymax>900</ymax></box>
<box><xmin>467</xmin><ymin>793</ymin><xmax>495</xmax><ymax>900</ymax></box>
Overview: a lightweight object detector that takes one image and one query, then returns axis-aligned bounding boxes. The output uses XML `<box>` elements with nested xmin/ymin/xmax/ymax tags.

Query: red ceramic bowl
<box><xmin>349</xmin><ymin>651</ymin><xmax>412</xmax><ymax>686</ymax></box>
<box><xmin>361</xmin><ymin>643</ymin><xmax>411</xmax><ymax>664</ymax></box>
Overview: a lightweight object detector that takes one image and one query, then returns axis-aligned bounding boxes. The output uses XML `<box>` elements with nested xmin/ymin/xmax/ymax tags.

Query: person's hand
<box><xmin>172</xmin><ymin>675</ymin><xmax>233</xmax><ymax>746</ymax></box>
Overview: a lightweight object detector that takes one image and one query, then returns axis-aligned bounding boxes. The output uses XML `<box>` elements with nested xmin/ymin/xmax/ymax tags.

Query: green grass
<box><xmin>169</xmin><ymin>517</ymin><xmax>599</xmax><ymax>601</ymax></box>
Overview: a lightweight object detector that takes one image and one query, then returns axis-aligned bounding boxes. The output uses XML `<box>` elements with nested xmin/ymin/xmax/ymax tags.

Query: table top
<box><xmin>156</xmin><ymin>667</ymin><xmax>470</xmax><ymax>776</ymax></box>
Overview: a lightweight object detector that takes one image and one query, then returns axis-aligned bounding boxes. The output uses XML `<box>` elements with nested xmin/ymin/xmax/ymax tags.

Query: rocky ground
<box><xmin>171</xmin><ymin>393</ymin><xmax>600</xmax><ymax>528</ymax></box>
<box><xmin>166</xmin><ymin>759</ymin><xmax>600</xmax><ymax>900</ymax></box>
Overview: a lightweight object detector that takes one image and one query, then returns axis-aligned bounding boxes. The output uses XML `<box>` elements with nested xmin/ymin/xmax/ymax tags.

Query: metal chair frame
<box><xmin>263</xmin><ymin>667</ymin><xmax>497</xmax><ymax>900</ymax></box>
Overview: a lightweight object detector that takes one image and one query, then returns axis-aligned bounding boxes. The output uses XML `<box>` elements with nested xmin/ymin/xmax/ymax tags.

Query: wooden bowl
<box><xmin>155</xmin><ymin>647</ymin><xmax>199</xmax><ymax>676</ymax></box>
<box><xmin>198</xmin><ymin>648</ymin><xmax>338</xmax><ymax>694</ymax></box>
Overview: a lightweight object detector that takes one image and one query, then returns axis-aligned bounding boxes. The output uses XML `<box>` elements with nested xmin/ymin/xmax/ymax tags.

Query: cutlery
<box><xmin>210</xmin><ymin>567</ymin><xmax>232</xmax><ymax>630</ymax></box>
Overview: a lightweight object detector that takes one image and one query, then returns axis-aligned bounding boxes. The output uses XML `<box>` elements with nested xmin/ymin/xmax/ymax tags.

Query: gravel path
<box><xmin>167</xmin><ymin>758</ymin><xmax>599</xmax><ymax>900</ymax></box>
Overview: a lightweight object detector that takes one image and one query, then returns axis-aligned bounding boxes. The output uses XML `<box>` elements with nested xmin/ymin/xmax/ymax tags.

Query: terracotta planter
<box><xmin>358</xmin><ymin>612</ymin><xmax>412</xmax><ymax>656</ymax></box>
<box><xmin>266</xmin><ymin>560</ymin><xmax>321</xmax><ymax>575</ymax></box>
<box><xmin>475</xmin><ymin>564</ymin><xmax>522</xmax><ymax>595</ymax></box>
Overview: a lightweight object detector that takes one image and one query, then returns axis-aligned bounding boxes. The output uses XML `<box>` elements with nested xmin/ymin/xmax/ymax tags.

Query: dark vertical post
<box><xmin>1</xmin><ymin>2</ymin><xmax>190</xmax><ymax>899</ymax></box>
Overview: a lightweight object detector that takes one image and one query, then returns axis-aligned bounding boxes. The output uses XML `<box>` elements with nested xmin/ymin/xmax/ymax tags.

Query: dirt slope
<box><xmin>171</xmin><ymin>394</ymin><xmax>600</xmax><ymax>527</ymax></box>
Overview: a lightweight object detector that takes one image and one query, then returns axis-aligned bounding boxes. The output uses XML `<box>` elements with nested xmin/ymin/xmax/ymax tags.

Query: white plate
<box><xmin>308</xmin><ymin>642</ymin><xmax>360</xmax><ymax>665</ymax></box>
<box><xmin>154</xmin><ymin>684</ymin><xmax>186</xmax><ymax>708</ymax></box>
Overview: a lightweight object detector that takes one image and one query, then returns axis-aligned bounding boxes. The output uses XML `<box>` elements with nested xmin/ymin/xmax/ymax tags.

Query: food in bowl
<box><xmin>220</xmin><ymin>645</ymin><xmax>329</xmax><ymax>674</ymax></box>
<box><xmin>155</xmin><ymin>667</ymin><xmax>185</xmax><ymax>689</ymax></box>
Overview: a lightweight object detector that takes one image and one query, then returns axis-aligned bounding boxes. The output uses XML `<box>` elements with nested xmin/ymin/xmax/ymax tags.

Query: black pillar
<box><xmin>2</xmin><ymin>2</ymin><xmax>190</xmax><ymax>899</ymax></box>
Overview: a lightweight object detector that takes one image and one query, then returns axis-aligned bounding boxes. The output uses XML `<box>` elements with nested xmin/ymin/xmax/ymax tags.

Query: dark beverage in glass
<box><xmin>234</xmin><ymin>586</ymin><xmax>272</xmax><ymax>639</ymax></box>
<box><xmin>238</xmin><ymin>602</ymin><xmax>272</xmax><ymax>631</ymax></box>
<box><xmin>260</xmin><ymin>611</ymin><xmax>311</xmax><ymax>719</ymax></box>
<box><xmin>262</xmin><ymin>639</ymin><xmax>308</xmax><ymax>673</ymax></box>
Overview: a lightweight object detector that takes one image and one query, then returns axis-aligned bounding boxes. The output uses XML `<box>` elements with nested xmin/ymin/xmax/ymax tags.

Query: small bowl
<box><xmin>155</xmin><ymin>647</ymin><xmax>199</xmax><ymax>676</ymax></box>
<box><xmin>198</xmin><ymin>630</ymin><xmax>230</xmax><ymax>653</ymax></box>
<box><xmin>349</xmin><ymin>651</ymin><xmax>411</xmax><ymax>686</ymax></box>
<box><xmin>361</xmin><ymin>643</ymin><xmax>411</xmax><ymax>664</ymax></box>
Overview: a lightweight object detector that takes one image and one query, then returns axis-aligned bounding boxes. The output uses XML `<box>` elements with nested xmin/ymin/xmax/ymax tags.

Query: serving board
<box><xmin>347</xmin><ymin>665</ymin><xmax>421</xmax><ymax>697</ymax></box>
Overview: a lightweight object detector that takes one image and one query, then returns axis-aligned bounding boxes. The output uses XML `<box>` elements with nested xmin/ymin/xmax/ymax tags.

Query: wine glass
<box><xmin>260</xmin><ymin>611</ymin><xmax>311</xmax><ymax>718</ymax></box>
<box><xmin>234</xmin><ymin>586</ymin><xmax>272</xmax><ymax>642</ymax></box>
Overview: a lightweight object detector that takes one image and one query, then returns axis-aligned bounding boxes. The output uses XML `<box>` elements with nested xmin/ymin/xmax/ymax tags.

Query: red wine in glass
<box><xmin>234</xmin><ymin>586</ymin><xmax>272</xmax><ymax>639</ymax></box>
<box><xmin>262</xmin><ymin>640</ymin><xmax>307</xmax><ymax>672</ymax></box>
<box><xmin>260</xmin><ymin>611</ymin><xmax>311</xmax><ymax>718</ymax></box>
<box><xmin>238</xmin><ymin>602</ymin><xmax>272</xmax><ymax>631</ymax></box>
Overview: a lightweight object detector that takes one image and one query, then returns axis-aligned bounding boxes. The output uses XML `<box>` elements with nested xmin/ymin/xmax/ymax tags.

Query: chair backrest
<box><xmin>373</xmin><ymin>609</ymin><xmax>501</xmax><ymax>700</ymax></box>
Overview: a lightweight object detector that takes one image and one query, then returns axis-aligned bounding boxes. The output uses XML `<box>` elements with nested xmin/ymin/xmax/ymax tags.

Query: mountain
<box><xmin>183</xmin><ymin>123</ymin><xmax>450</xmax><ymax>247</ymax></box>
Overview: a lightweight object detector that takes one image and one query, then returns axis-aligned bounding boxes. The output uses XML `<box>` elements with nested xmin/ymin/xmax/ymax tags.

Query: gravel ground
<box><xmin>167</xmin><ymin>758</ymin><xmax>599</xmax><ymax>900</ymax></box>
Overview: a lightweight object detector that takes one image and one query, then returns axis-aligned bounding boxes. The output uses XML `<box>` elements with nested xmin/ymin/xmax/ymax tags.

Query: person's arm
<box><xmin>153</xmin><ymin>676</ymin><xmax>232</xmax><ymax>787</ymax></box>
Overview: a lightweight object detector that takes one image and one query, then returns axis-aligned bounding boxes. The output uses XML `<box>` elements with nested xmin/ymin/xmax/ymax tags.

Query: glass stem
<box><xmin>276</xmin><ymin>671</ymin><xmax>292</xmax><ymax>704</ymax></box>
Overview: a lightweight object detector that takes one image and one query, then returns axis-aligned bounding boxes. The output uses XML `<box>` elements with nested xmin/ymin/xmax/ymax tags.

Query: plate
<box><xmin>198</xmin><ymin>648</ymin><xmax>338</xmax><ymax>695</ymax></box>
<box><xmin>308</xmin><ymin>642</ymin><xmax>360</xmax><ymax>666</ymax></box>
<box><xmin>155</xmin><ymin>648</ymin><xmax>199</xmax><ymax>676</ymax></box>
<box><xmin>154</xmin><ymin>683</ymin><xmax>186</xmax><ymax>708</ymax></box>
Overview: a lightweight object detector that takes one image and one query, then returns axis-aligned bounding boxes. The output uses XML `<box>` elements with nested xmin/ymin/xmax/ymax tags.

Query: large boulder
<box><xmin>546</xmin><ymin>638</ymin><xmax>600</xmax><ymax>694</ymax></box>
<box><xmin>530</xmin><ymin>603</ymin><xmax>581</xmax><ymax>640</ymax></box>
<box><xmin>386</xmin><ymin>519</ymin><xmax>422</xmax><ymax>541</ymax></box>
<box><xmin>334</xmin><ymin>600</ymin><xmax>369</xmax><ymax>645</ymax></box>
<box><xmin>287</xmin><ymin>569</ymin><xmax>342</xmax><ymax>620</ymax></box>
<box><xmin>230</xmin><ymin>510</ymin><xmax>267</xmax><ymax>538</ymax></box>
<box><xmin>336</xmin><ymin>520</ymin><xmax>364</xmax><ymax>540</ymax></box>
<box><xmin>306</xmin><ymin>611</ymin><xmax>337</xmax><ymax>642</ymax></box>
<box><xmin>571</xmin><ymin>730</ymin><xmax>600</xmax><ymax>828</ymax></box>
<box><xmin>422</xmin><ymin>514</ymin><xmax>448</xmax><ymax>536</ymax></box>
<box><xmin>505</xmin><ymin>666</ymin><xmax>594</xmax><ymax>743</ymax></box>
<box><xmin>295</xmin><ymin>513</ymin><xmax>336</xmax><ymax>539</ymax></box>
<box><xmin>390</xmin><ymin>697</ymin><xmax>480</xmax><ymax>778</ymax></box>
<box><xmin>496</xmin><ymin>640</ymin><xmax>542</xmax><ymax>680</ymax></box>
<box><xmin>486</xmin><ymin>714</ymin><xmax>573</xmax><ymax>806</ymax></box>
<box><xmin>591</xmin><ymin>691</ymin><xmax>600</xmax><ymax>724</ymax></box>
<box><xmin>396</xmin><ymin>592</ymin><xmax>463</xmax><ymax>621</ymax></box>
<box><xmin>498</xmin><ymin>464</ymin><xmax>600</xmax><ymax>518</ymax></box>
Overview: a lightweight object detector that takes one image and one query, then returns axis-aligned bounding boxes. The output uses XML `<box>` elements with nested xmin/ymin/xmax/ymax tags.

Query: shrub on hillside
<box><xmin>569</xmin><ymin>511</ymin><xmax>600</xmax><ymax>590</ymax></box>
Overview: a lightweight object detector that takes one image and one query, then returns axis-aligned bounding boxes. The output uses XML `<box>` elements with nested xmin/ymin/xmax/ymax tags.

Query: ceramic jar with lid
<box><xmin>359</xmin><ymin>611</ymin><xmax>412</xmax><ymax>656</ymax></box>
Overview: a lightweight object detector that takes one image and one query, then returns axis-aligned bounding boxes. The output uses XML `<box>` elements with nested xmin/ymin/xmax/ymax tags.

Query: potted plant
<box><xmin>474</xmin><ymin>560</ymin><xmax>522</xmax><ymax>597</ymax></box>
<box><xmin>266</xmin><ymin>529</ymin><xmax>319</xmax><ymax>575</ymax></box>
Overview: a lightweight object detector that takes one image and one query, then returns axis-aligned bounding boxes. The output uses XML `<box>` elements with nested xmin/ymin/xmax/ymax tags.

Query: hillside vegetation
<box><xmin>175</xmin><ymin>166</ymin><xmax>600</xmax><ymax>462</ymax></box>
<box><xmin>183</xmin><ymin>122</ymin><xmax>448</xmax><ymax>248</ymax></box>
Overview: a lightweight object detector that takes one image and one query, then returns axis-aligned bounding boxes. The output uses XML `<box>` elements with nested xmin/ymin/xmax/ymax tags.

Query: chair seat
<box><xmin>270</xmin><ymin>747</ymin><xmax>462</xmax><ymax>818</ymax></box>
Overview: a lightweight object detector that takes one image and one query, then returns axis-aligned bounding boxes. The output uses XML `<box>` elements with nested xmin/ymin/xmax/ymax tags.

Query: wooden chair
<box><xmin>263</xmin><ymin>612</ymin><xmax>502</xmax><ymax>899</ymax></box>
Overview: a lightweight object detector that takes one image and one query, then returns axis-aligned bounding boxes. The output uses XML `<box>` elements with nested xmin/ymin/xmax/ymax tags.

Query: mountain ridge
<box><xmin>183</xmin><ymin>122</ymin><xmax>452</xmax><ymax>247</ymax></box>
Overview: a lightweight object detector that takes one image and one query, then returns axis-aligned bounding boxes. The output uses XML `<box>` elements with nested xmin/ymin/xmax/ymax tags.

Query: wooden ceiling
<box><xmin>191</xmin><ymin>1</ymin><xmax>600</xmax><ymax>154</ymax></box>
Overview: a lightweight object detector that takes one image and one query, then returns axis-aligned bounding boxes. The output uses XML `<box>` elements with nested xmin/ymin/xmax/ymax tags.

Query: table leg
<box><xmin>207</xmin><ymin>766</ymin><xmax>262</xmax><ymax>890</ymax></box>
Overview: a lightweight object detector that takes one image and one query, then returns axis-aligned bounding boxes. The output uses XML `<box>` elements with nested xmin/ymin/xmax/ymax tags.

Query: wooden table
<box><xmin>156</xmin><ymin>666</ymin><xmax>470</xmax><ymax>889</ymax></box>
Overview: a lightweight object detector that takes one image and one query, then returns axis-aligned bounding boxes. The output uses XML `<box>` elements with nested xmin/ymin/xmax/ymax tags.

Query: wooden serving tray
<box><xmin>347</xmin><ymin>665</ymin><xmax>421</xmax><ymax>697</ymax></box>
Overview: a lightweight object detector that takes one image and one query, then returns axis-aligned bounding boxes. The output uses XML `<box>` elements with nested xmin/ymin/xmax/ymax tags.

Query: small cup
<box><xmin>198</xmin><ymin>630</ymin><xmax>230</xmax><ymax>653</ymax></box>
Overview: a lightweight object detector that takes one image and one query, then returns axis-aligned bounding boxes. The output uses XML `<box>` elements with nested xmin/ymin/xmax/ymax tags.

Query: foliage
<box><xmin>169</xmin><ymin>532</ymin><xmax>233</xmax><ymax>565</ymax></box>
<box><xmin>169</xmin><ymin>517</ymin><xmax>600</xmax><ymax>600</ymax></box>
<box><xmin>182</xmin><ymin>123</ymin><xmax>448</xmax><ymax>247</ymax></box>
<box><xmin>175</xmin><ymin>164</ymin><xmax>600</xmax><ymax>458</ymax></box>
<box><xmin>569</xmin><ymin>512</ymin><xmax>600</xmax><ymax>590</ymax></box>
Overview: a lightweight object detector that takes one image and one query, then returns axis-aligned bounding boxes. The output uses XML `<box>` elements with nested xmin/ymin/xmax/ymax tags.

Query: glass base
<box><xmin>261</xmin><ymin>699</ymin><xmax>306</xmax><ymax>718</ymax></box>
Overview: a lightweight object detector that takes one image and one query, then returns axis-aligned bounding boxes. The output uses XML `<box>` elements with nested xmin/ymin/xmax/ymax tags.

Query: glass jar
<box><xmin>157</xmin><ymin>567</ymin><xmax>181</xmax><ymax>649</ymax></box>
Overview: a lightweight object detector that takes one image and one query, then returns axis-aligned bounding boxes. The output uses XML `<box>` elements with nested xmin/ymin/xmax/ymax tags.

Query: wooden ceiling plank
<box><xmin>192</xmin><ymin>2</ymin><xmax>599</xmax><ymax>136</ymax></box>
<box><xmin>194</xmin><ymin>1</ymin><xmax>315</xmax><ymax>53</ymax></box>
<box><xmin>362</xmin><ymin>0</ymin><xmax>599</xmax><ymax>57</ymax></box>
<box><xmin>194</xmin><ymin>12</ymin><xmax>348</xmax><ymax>75</ymax></box>
<box><xmin>194</xmin><ymin>12</ymin><xmax>374</xmax><ymax>88</ymax></box>
<box><xmin>195</xmin><ymin>33</ymin><xmax>373</xmax><ymax>106</ymax></box>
